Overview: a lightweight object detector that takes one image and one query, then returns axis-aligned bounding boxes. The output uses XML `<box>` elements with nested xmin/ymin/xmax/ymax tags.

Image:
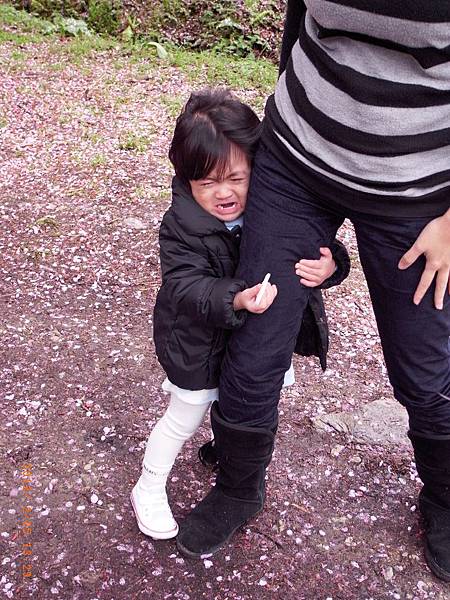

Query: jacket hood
<box><xmin>170</xmin><ymin>176</ymin><xmax>229</xmax><ymax>237</ymax></box>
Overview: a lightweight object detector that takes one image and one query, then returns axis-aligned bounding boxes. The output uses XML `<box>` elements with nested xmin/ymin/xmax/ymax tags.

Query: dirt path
<box><xmin>1</xmin><ymin>21</ymin><xmax>448</xmax><ymax>600</ymax></box>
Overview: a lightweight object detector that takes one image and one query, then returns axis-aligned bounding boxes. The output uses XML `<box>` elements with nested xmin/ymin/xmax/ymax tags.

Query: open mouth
<box><xmin>217</xmin><ymin>202</ymin><xmax>238</xmax><ymax>212</ymax></box>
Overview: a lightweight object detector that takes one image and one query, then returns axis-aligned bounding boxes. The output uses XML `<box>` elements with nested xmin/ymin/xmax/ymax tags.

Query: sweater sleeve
<box><xmin>279</xmin><ymin>0</ymin><xmax>307</xmax><ymax>76</ymax></box>
<box><xmin>319</xmin><ymin>239</ymin><xmax>351</xmax><ymax>290</ymax></box>
<box><xmin>159</xmin><ymin>221</ymin><xmax>247</xmax><ymax>330</ymax></box>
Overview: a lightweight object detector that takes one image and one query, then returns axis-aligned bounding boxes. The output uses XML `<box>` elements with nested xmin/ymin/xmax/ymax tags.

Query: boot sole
<box><xmin>176</xmin><ymin>506</ymin><xmax>263</xmax><ymax>559</ymax></box>
<box><xmin>424</xmin><ymin>543</ymin><xmax>450</xmax><ymax>582</ymax></box>
<box><xmin>130</xmin><ymin>491</ymin><xmax>179</xmax><ymax>540</ymax></box>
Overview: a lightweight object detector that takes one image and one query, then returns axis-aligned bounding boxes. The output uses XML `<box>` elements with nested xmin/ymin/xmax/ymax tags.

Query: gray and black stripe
<box><xmin>264</xmin><ymin>0</ymin><xmax>450</xmax><ymax>216</ymax></box>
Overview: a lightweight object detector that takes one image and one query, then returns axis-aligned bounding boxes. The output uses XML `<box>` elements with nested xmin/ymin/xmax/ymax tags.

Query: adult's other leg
<box><xmin>353</xmin><ymin>212</ymin><xmax>450</xmax><ymax>580</ymax></box>
<box><xmin>177</xmin><ymin>143</ymin><xmax>343</xmax><ymax>557</ymax></box>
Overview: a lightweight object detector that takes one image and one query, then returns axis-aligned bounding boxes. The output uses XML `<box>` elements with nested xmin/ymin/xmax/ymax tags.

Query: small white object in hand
<box><xmin>255</xmin><ymin>273</ymin><xmax>271</xmax><ymax>306</ymax></box>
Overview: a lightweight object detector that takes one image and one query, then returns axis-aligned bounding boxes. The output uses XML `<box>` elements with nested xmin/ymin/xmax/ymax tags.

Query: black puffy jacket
<box><xmin>153</xmin><ymin>177</ymin><xmax>350</xmax><ymax>390</ymax></box>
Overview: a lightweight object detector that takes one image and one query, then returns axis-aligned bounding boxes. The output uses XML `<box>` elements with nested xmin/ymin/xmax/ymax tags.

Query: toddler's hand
<box><xmin>295</xmin><ymin>247</ymin><xmax>336</xmax><ymax>287</ymax></box>
<box><xmin>233</xmin><ymin>282</ymin><xmax>278</xmax><ymax>313</ymax></box>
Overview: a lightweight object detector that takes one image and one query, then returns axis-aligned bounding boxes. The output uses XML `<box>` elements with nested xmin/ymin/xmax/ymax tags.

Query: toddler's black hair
<box><xmin>168</xmin><ymin>88</ymin><xmax>262</xmax><ymax>183</ymax></box>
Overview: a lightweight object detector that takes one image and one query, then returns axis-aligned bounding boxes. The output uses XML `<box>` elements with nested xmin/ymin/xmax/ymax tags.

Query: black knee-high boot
<box><xmin>198</xmin><ymin>425</ymin><xmax>278</xmax><ymax>470</ymax></box>
<box><xmin>409</xmin><ymin>433</ymin><xmax>450</xmax><ymax>581</ymax></box>
<box><xmin>177</xmin><ymin>402</ymin><xmax>276</xmax><ymax>558</ymax></box>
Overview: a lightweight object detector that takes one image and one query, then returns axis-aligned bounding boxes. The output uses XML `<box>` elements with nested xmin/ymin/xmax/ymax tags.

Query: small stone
<box><xmin>311</xmin><ymin>399</ymin><xmax>409</xmax><ymax>446</ymax></box>
<box><xmin>417</xmin><ymin>580</ymin><xmax>427</xmax><ymax>591</ymax></box>
<box><xmin>349</xmin><ymin>455</ymin><xmax>362</xmax><ymax>464</ymax></box>
<box><xmin>124</xmin><ymin>217</ymin><xmax>146</xmax><ymax>230</ymax></box>
<box><xmin>331</xmin><ymin>444</ymin><xmax>345</xmax><ymax>457</ymax></box>
<box><xmin>382</xmin><ymin>566</ymin><xmax>394</xmax><ymax>581</ymax></box>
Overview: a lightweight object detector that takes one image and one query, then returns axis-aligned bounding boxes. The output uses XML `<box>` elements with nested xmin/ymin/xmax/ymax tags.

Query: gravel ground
<box><xmin>1</xmin><ymin>24</ymin><xmax>449</xmax><ymax>600</ymax></box>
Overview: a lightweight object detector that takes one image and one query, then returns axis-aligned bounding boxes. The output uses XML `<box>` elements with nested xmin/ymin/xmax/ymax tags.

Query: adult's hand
<box><xmin>398</xmin><ymin>208</ymin><xmax>450</xmax><ymax>309</ymax></box>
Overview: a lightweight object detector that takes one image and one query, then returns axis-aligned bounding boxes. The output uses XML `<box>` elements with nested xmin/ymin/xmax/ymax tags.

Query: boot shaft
<box><xmin>211</xmin><ymin>402</ymin><xmax>275</xmax><ymax>502</ymax></box>
<box><xmin>409</xmin><ymin>433</ymin><xmax>450</xmax><ymax>509</ymax></box>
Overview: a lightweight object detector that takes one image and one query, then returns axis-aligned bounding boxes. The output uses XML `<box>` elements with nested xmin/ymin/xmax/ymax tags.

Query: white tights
<box><xmin>131</xmin><ymin>393</ymin><xmax>210</xmax><ymax>538</ymax></box>
<box><xmin>142</xmin><ymin>393</ymin><xmax>211</xmax><ymax>477</ymax></box>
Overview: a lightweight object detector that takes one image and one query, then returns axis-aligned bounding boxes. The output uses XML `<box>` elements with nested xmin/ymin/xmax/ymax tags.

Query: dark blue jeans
<box><xmin>219</xmin><ymin>144</ymin><xmax>450</xmax><ymax>437</ymax></box>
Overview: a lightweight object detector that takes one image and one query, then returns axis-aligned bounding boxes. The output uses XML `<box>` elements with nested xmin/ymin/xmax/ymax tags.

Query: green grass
<box><xmin>48</xmin><ymin>62</ymin><xmax>64</xmax><ymax>72</ymax></box>
<box><xmin>0</xmin><ymin>29</ymin><xmax>43</xmax><ymax>43</ymax></box>
<box><xmin>1</xmin><ymin>5</ymin><xmax>277</xmax><ymax>93</ymax></box>
<box><xmin>114</xmin><ymin>95</ymin><xmax>132</xmax><ymax>107</ymax></box>
<box><xmin>0</xmin><ymin>4</ymin><xmax>116</xmax><ymax>55</ymax></box>
<box><xmin>91</xmin><ymin>153</ymin><xmax>107</xmax><ymax>167</ymax></box>
<box><xmin>2</xmin><ymin>46</ymin><xmax>27</xmax><ymax>71</ymax></box>
<box><xmin>82</xmin><ymin>129</ymin><xmax>103</xmax><ymax>145</ymax></box>
<box><xmin>0</xmin><ymin>4</ymin><xmax>55</xmax><ymax>44</ymax></box>
<box><xmin>48</xmin><ymin>35</ymin><xmax>117</xmax><ymax>62</ymax></box>
<box><xmin>134</xmin><ymin>185</ymin><xmax>147</xmax><ymax>198</ymax></box>
<box><xmin>65</xmin><ymin>35</ymin><xmax>117</xmax><ymax>57</ymax></box>
<box><xmin>159</xmin><ymin>94</ymin><xmax>184</xmax><ymax>119</ymax></box>
<box><xmin>127</xmin><ymin>42</ymin><xmax>277</xmax><ymax>92</ymax></box>
<box><xmin>0</xmin><ymin>4</ymin><xmax>53</xmax><ymax>33</ymax></box>
<box><xmin>10</xmin><ymin>48</ymin><xmax>25</xmax><ymax>59</ymax></box>
<box><xmin>118</xmin><ymin>133</ymin><xmax>152</xmax><ymax>152</ymax></box>
<box><xmin>168</xmin><ymin>47</ymin><xmax>277</xmax><ymax>93</ymax></box>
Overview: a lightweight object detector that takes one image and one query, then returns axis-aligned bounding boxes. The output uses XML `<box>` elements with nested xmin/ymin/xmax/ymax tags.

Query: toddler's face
<box><xmin>190</xmin><ymin>148</ymin><xmax>250</xmax><ymax>222</ymax></box>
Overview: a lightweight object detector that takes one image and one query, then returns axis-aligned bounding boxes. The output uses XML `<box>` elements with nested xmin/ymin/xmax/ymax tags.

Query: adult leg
<box><xmin>353</xmin><ymin>212</ymin><xmax>450</xmax><ymax>580</ymax></box>
<box><xmin>221</xmin><ymin>143</ymin><xmax>344</xmax><ymax>428</ymax></box>
<box><xmin>177</xmin><ymin>143</ymin><xmax>344</xmax><ymax>557</ymax></box>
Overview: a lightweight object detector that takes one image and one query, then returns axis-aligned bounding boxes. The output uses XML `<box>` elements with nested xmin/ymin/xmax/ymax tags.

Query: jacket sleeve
<box><xmin>159</xmin><ymin>221</ymin><xmax>248</xmax><ymax>330</ymax></box>
<box><xmin>279</xmin><ymin>0</ymin><xmax>307</xmax><ymax>76</ymax></box>
<box><xmin>319</xmin><ymin>239</ymin><xmax>351</xmax><ymax>290</ymax></box>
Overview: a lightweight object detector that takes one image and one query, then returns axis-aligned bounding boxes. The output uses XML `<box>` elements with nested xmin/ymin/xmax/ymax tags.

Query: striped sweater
<box><xmin>263</xmin><ymin>0</ymin><xmax>450</xmax><ymax>217</ymax></box>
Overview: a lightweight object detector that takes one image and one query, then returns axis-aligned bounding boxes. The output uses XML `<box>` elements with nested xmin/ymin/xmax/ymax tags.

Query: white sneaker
<box><xmin>130</xmin><ymin>479</ymin><xmax>179</xmax><ymax>540</ymax></box>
